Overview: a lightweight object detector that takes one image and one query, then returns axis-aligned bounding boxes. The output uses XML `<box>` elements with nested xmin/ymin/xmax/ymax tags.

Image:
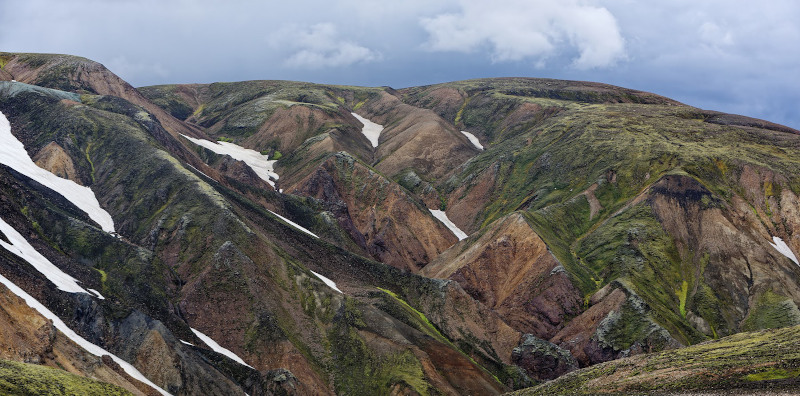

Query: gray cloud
<box><xmin>270</xmin><ymin>23</ymin><xmax>381</xmax><ymax>69</ymax></box>
<box><xmin>420</xmin><ymin>0</ymin><xmax>626</xmax><ymax>69</ymax></box>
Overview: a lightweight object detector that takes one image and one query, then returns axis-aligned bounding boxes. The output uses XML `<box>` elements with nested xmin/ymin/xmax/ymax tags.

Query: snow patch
<box><xmin>769</xmin><ymin>236</ymin><xmax>799</xmax><ymax>265</ymax></box>
<box><xmin>311</xmin><ymin>270</ymin><xmax>342</xmax><ymax>294</ymax></box>
<box><xmin>461</xmin><ymin>131</ymin><xmax>483</xmax><ymax>150</ymax></box>
<box><xmin>267</xmin><ymin>210</ymin><xmax>319</xmax><ymax>239</ymax></box>
<box><xmin>179</xmin><ymin>340</ymin><xmax>195</xmax><ymax>347</ymax></box>
<box><xmin>0</xmin><ymin>111</ymin><xmax>115</xmax><ymax>232</ymax></box>
<box><xmin>429</xmin><ymin>209</ymin><xmax>468</xmax><ymax>240</ymax></box>
<box><xmin>0</xmin><ymin>216</ymin><xmax>88</xmax><ymax>294</ymax></box>
<box><xmin>190</xmin><ymin>328</ymin><xmax>254</xmax><ymax>369</ymax></box>
<box><xmin>0</xmin><ymin>272</ymin><xmax>171</xmax><ymax>395</ymax></box>
<box><xmin>180</xmin><ymin>134</ymin><xmax>278</xmax><ymax>189</ymax></box>
<box><xmin>87</xmin><ymin>288</ymin><xmax>105</xmax><ymax>300</ymax></box>
<box><xmin>351</xmin><ymin>112</ymin><xmax>383</xmax><ymax>148</ymax></box>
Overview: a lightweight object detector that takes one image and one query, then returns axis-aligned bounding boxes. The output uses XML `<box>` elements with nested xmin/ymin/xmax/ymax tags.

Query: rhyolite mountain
<box><xmin>0</xmin><ymin>51</ymin><xmax>799</xmax><ymax>395</ymax></box>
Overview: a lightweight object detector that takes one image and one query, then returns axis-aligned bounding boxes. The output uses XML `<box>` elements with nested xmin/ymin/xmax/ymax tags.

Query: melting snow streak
<box><xmin>0</xmin><ymin>111</ymin><xmax>115</xmax><ymax>232</ymax></box>
<box><xmin>267</xmin><ymin>210</ymin><xmax>319</xmax><ymax>238</ymax></box>
<box><xmin>0</xmin><ymin>273</ymin><xmax>171</xmax><ymax>395</ymax></box>
<box><xmin>351</xmin><ymin>113</ymin><xmax>383</xmax><ymax>148</ymax></box>
<box><xmin>180</xmin><ymin>134</ymin><xmax>278</xmax><ymax>189</ymax></box>
<box><xmin>190</xmin><ymin>328</ymin><xmax>254</xmax><ymax>369</ymax></box>
<box><xmin>461</xmin><ymin>131</ymin><xmax>483</xmax><ymax>150</ymax></box>
<box><xmin>429</xmin><ymin>209</ymin><xmax>468</xmax><ymax>240</ymax></box>
<box><xmin>769</xmin><ymin>236</ymin><xmax>799</xmax><ymax>265</ymax></box>
<box><xmin>311</xmin><ymin>270</ymin><xmax>343</xmax><ymax>293</ymax></box>
<box><xmin>0</xmin><ymin>216</ymin><xmax>88</xmax><ymax>294</ymax></box>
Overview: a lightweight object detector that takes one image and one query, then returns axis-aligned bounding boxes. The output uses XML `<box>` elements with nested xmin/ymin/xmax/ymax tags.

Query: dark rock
<box><xmin>512</xmin><ymin>334</ymin><xmax>578</xmax><ymax>381</ymax></box>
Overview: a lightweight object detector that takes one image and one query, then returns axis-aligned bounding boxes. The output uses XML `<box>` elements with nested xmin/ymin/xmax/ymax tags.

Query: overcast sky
<box><xmin>2</xmin><ymin>0</ymin><xmax>798</xmax><ymax>128</ymax></box>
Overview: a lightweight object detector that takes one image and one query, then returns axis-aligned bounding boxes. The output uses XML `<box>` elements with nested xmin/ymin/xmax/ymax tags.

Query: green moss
<box><xmin>328</xmin><ymin>296</ymin><xmax>432</xmax><ymax>395</ymax></box>
<box><xmin>0</xmin><ymin>359</ymin><xmax>133</xmax><ymax>395</ymax></box>
<box><xmin>742</xmin><ymin>291</ymin><xmax>800</xmax><ymax>331</ymax></box>
<box><xmin>376</xmin><ymin>287</ymin><xmax>449</xmax><ymax>345</ymax></box>
<box><xmin>678</xmin><ymin>280</ymin><xmax>689</xmax><ymax>318</ymax></box>
<box><xmin>743</xmin><ymin>368</ymin><xmax>800</xmax><ymax>381</ymax></box>
<box><xmin>192</xmin><ymin>103</ymin><xmax>205</xmax><ymax>117</ymax></box>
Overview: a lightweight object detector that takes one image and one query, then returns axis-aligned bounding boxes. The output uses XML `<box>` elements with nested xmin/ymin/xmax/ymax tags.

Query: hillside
<box><xmin>510</xmin><ymin>324</ymin><xmax>800</xmax><ymax>395</ymax></box>
<box><xmin>1</xmin><ymin>51</ymin><xmax>799</xmax><ymax>394</ymax></box>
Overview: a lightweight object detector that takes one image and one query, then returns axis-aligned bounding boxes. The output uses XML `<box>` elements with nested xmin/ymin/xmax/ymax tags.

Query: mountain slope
<box><xmin>2</xmin><ymin>52</ymin><xmax>800</xmax><ymax>394</ymax></box>
<box><xmin>510</xmin><ymin>324</ymin><xmax>800</xmax><ymax>395</ymax></box>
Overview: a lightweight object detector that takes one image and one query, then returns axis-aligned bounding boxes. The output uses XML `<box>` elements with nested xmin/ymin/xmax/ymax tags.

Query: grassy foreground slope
<box><xmin>0</xmin><ymin>359</ymin><xmax>133</xmax><ymax>396</ymax></box>
<box><xmin>510</xmin><ymin>324</ymin><xmax>800</xmax><ymax>395</ymax></box>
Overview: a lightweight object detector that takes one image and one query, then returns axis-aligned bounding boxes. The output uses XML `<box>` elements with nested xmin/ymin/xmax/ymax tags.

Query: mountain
<box><xmin>1</xmin><ymin>51</ymin><xmax>799</xmax><ymax>395</ymax></box>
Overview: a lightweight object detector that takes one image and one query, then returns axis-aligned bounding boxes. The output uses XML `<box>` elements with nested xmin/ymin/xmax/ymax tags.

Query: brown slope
<box><xmin>290</xmin><ymin>152</ymin><xmax>457</xmax><ymax>271</ymax></box>
<box><xmin>358</xmin><ymin>91</ymin><xmax>479</xmax><ymax>180</ymax></box>
<box><xmin>421</xmin><ymin>212</ymin><xmax>582</xmax><ymax>339</ymax></box>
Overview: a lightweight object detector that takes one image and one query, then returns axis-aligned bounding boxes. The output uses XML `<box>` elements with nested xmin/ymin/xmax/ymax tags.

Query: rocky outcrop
<box><xmin>551</xmin><ymin>283</ymin><xmax>681</xmax><ymax>367</ymax></box>
<box><xmin>32</xmin><ymin>141</ymin><xmax>80</xmax><ymax>183</ymax></box>
<box><xmin>512</xmin><ymin>334</ymin><xmax>578</xmax><ymax>381</ymax></box>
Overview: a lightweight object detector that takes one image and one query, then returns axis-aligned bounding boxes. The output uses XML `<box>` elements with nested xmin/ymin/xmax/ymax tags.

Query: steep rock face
<box><xmin>292</xmin><ymin>152</ymin><xmax>457</xmax><ymax>271</ymax></box>
<box><xmin>0</xmin><ymin>285</ymin><xmax>151</xmax><ymax>395</ymax></box>
<box><xmin>422</xmin><ymin>212</ymin><xmax>582</xmax><ymax>339</ymax></box>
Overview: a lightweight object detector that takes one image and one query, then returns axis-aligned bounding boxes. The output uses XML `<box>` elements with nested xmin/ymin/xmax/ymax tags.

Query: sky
<box><xmin>1</xmin><ymin>0</ymin><xmax>798</xmax><ymax>129</ymax></box>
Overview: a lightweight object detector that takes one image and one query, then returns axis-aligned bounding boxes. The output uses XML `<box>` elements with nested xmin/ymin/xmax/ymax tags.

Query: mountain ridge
<box><xmin>1</xmin><ymin>51</ymin><xmax>799</xmax><ymax>394</ymax></box>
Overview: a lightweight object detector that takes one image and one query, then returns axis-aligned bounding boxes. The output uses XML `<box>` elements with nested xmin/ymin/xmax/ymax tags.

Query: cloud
<box><xmin>420</xmin><ymin>0</ymin><xmax>626</xmax><ymax>69</ymax></box>
<box><xmin>271</xmin><ymin>23</ymin><xmax>382</xmax><ymax>69</ymax></box>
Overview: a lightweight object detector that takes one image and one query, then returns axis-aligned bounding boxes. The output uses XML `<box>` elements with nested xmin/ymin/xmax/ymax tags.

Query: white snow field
<box><xmin>769</xmin><ymin>236</ymin><xmax>799</xmax><ymax>265</ymax></box>
<box><xmin>0</xmin><ymin>111</ymin><xmax>115</xmax><ymax>232</ymax></box>
<box><xmin>0</xmin><ymin>216</ymin><xmax>89</xmax><ymax>294</ymax></box>
<box><xmin>190</xmin><ymin>328</ymin><xmax>254</xmax><ymax>369</ymax></box>
<box><xmin>461</xmin><ymin>131</ymin><xmax>484</xmax><ymax>150</ymax></box>
<box><xmin>0</xmin><ymin>272</ymin><xmax>171</xmax><ymax>395</ymax></box>
<box><xmin>267</xmin><ymin>210</ymin><xmax>319</xmax><ymax>238</ymax></box>
<box><xmin>311</xmin><ymin>270</ymin><xmax>343</xmax><ymax>293</ymax></box>
<box><xmin>180</xmin><ymin>134</ymin><xmax>279</xmax><ymax>188</ymax></box>
<box><xmin>351</xmin><ymin>112</ymin><xmax>384</xmax><ymax>148</ymax></box>
<box><xmin>429</xmin><ymin>209</ymin><xmax>468</xmax><ymax>240</ymax></box>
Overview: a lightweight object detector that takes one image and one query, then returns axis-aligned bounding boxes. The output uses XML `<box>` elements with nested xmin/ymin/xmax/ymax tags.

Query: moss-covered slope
<box><xmin>0</xmin><ymin>359</ymin><xmax>133</xmax><ymax>396</ymax></box>
<box><xmin>510</xmin><ymin>325</ymin><xmax>800</xmax><ymax>395</ymax></box>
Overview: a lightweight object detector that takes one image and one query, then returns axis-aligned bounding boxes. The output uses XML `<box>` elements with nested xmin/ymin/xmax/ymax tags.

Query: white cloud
<box><xmin>271</xmin><ymin>23</ymin><xmax>381</xmax><ymax>69</ymax></box>
<box><xmin>420</xmin><ymin>0</ymin><xmax>626</xmax><ymax>69</ymax></box>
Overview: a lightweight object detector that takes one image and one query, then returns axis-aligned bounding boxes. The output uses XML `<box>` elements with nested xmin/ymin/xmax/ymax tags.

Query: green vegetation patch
<box><xmin>328</xmin><ymin>297</ymin><xmax>432</xmax><ymax>395</ymax></box>
<box><xmin>742</xmin><ymin>290</ymin><xmax>800</xmax><ymax>331</ymax></box>
<box><xmin>0</xmin><ymin>359</ymin><xmax>132</xmax><ymax>396</ymax></box>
